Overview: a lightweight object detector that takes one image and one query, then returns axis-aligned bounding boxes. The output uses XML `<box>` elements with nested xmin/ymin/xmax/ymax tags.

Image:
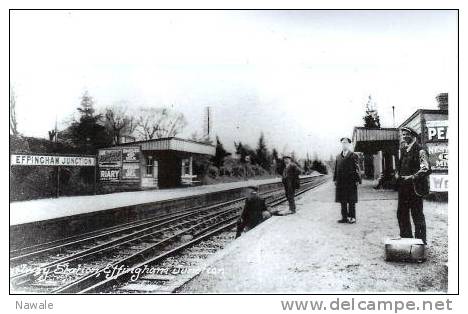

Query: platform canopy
<box><xmin>120</xmin><ymin>137</ymin><xmax>216</xmax><ymax>156</ymax></box>
<box><xmin>352</xmin><ymin>127</ymin><xmax>400</xmax><ymax>153</ymax></box>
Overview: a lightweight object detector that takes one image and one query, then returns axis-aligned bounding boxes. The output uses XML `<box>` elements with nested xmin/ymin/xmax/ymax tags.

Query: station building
<box><xmin>352</xmin><ymin>127</ymin><xmax>399</xmax><ymax>180</ymax></box>
<box><xmin>352</xmin><ymin>93</ymin><xmax>448</xmax><ymax>193</ymax></box>
<box><xmin>97</xmin><ymin>137</ymin><xmax>215</xmax><ymax>193</ymax></box>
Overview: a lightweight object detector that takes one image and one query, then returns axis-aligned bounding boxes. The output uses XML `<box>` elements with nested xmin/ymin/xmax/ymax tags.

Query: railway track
<box><xmin>10</xmin><ymin>175</ymin><xmax>327</xmax><ymax>294</ymax></box>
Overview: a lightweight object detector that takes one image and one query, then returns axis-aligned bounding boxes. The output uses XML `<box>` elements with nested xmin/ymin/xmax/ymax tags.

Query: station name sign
<box><xmin>11</xmin><ymin>154</ymin><xmax>96</xmax><ymax>167</ymax></box>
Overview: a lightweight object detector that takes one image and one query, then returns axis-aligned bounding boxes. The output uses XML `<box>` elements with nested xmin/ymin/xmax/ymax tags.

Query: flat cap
<box><xmin>400</xmin><ymin>127</ymin><xmax>418</xmax><ymax>137</ymax></box>
<box><xmin>340</xmin><ymin>137</ymin><xmax>352</xmax><ymax>143</ymax></box>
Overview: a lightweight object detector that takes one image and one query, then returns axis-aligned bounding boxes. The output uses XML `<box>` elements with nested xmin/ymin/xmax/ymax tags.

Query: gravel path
<box><xmin>180</xmin><ymin>179</ymin><xmax>448</xmax><ymax>293</ymax></box>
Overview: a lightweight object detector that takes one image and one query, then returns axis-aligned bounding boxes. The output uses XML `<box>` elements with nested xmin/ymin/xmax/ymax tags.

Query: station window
<box><xmin>182</xmin><ymin>159</ymin><xmax>190</xmax><ymax>176</ymax></box>
<box><xmin>146</xmin><ymin>156</ymin><xmax>154</xmax><ymax>175</ymax></box>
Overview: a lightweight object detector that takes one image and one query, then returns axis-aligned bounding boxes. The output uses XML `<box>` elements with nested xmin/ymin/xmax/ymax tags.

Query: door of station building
<box><xmin>141</xmin><ymin>155</ymin><xmax>158</xmax><ymax>188</ymax></box>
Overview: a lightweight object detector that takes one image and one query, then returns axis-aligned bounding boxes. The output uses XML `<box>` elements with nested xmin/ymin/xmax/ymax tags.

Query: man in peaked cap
<box><xmin>280</xmin><ymin>155</ymin><xmax>301</xmax><ymax>215</ymax></box>
<box><xmin>396</xmin><ymin>127</ymin><xmax>431</xmax><ymax>244</ymax></box>
<box><xmin>333</xmin><ymin>137</ymin><xmax>361</xmax><ymax>224</ymax></box>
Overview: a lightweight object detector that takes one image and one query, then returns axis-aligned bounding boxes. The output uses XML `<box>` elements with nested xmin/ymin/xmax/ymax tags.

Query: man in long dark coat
<box><xmin>281</xmin><ymin>155</ymin><xmax>301</xmax><ymax>214</ymax></box>
<box><xmin>333</xmin><ymin>137</ymin><xmax>362</xmax><ymax>223</ymax></box>
<box><xmin>396</xmin><ymin>127</ymin><xmax>430</xmax><ymax>244</ymax></box>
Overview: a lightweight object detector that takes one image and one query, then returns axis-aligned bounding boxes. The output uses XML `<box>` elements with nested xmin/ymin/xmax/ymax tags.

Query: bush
<box><xmin>207</xmin><ymin>165</ymin><xmax>219</xmax><ymax>178</ymax></box>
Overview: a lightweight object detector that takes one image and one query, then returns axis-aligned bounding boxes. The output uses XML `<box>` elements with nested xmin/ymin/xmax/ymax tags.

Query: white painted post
<box><xmin>189</xmin><ymin>156</ymin><xmax>193</xmax><ymax>177</ymax></box>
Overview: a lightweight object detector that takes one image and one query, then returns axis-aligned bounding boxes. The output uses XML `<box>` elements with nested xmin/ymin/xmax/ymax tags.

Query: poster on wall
<box><xmin>427</xmin><ymin>142</ymin><xmax>448</xmax><ymax>171</ymax></box>
<box><xmin>98</xmin><ymin>149</ymin><xmax>122</xmax><ymax>167</ymax></box>
<box><xmin>99</xmin><ymin>168</ymin><xmax>120</xmax><ymax>181</ymax></box>
<box><xmin>122</xmin><ymin>147</ymin><xmax>140</xmax><ymax>163</ymax></box>
<box><xmin>425</xmin><ymin>120</ymin><xmax>448</xmax><ymax>142</ymax></box>
<box><xmin>98</xmin><ymin>146</ymin><xmax>141</xmax><ymax>183</ymax></box>
<box><xmin>429</xmin><ymin>174</ymin><xmax>448</xmax><ymax>192</ymax></box>
<box><xmin>122</xmin><ymin>163</ymin><xmax>140</xmax><ymax>180</ymax></box>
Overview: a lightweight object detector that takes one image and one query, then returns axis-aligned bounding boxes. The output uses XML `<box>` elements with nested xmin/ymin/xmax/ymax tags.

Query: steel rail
<box><xmin>78</xmin><ymin>177</ymin><xmax>327</xmax><ymax>294</ymax></box>
<box><xmin>10</xmin><ymin>205</ymin><xmax>241</xmax><ymax>288</ymax></box>
<box><xmin>10</xmin><ymin>175</ymin><xmax>325</xmax><ymax>294</ymax></box>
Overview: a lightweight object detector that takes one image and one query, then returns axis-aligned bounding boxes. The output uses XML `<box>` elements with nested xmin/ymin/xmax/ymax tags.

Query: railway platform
<box><xmin>10</xmin><ymin>176</ymin><xmax>295</xmax><ymax>226</ymax></box>
<box><xmin>180</xmin><ymin>180</ymin><xmax>448</xmax><ymax>293</ymax></box>
<box><xmin>9</xmin><ymin>175</ymin><xmax>322</xmax><ymax>250</ymax></box>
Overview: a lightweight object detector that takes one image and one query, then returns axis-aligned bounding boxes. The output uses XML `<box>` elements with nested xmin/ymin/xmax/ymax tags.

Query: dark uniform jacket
<box><xmin>333</xmin><ymin>151</ymin><xmax>361</xmax><ymax>203</ymax></box>
<box><xmin>397</xmin><ymin>142</ymin><xmax>430</xmax><ymax>196</ymax></box>
<box><xmin>240</xmin><ymin>195</ymin><xmax>268</xmax><ymax>229</ymax></box>
<box><xmin>282</xmin><ymin>163</ymin><xmax>301</xmax><ymax>190</ymax></box>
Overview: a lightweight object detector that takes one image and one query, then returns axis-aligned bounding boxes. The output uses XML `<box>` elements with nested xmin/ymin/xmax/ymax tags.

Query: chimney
<box><xmin>436</xmin><ymin>93</ymin><xmax>448</xmax><ymax>111</ymax></box>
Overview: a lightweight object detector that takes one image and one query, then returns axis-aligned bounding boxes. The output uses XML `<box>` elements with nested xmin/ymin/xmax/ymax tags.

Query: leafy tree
<box><xmin>311</xmin><ymin>159</ymin><xmax>328</xmax><ymax>175</ymax></box>
<box><xmin>212</xmin><ymin>136</ymin><xmax>231</xmax><ymax>168</ymax></box>
<box><xmin>363</xmin><ymin>95</ymin><xmax>381</xmax><ymax>129</ymax></box>
<box><xmin>303</xmin><ymin>152</ymin><xmax>313</xmax><ymax>173</ymax></box>
<box><xmin>362</xmin><ymin>95</ymin><xmax>380</xmax><ymax>178</ymax></box>
<box><xmin>364</xmin><ymin>114</ymin><xmax>381</xmax><ymax>128</ymax></box>
<box><xmin>61</xmin><ymin>91</ymin><xmax>112</xmax><ymax>153</ymax></box>
<box><xmin>234</xmin><ymin>141</ymin><xmax>256</xmax><ymax>163</ymax></box>
<box><xmin>271</xmin><ymin>148</ymin><xmax>279</xmax><ymax>162</ymax></box>
<box><xmin>255</xmin><ymin>132</ymin><xmax>271</xmax><ymax>171</ymax></box>
<box><xmin>77</xmin><ymin>90</ymin><xmax>96</xmax><ymax>117</ymax></box>
<box><xmin>271</xmin><ymin>148</ymin><xmax>281</xmax><ymax>174</ymax></box>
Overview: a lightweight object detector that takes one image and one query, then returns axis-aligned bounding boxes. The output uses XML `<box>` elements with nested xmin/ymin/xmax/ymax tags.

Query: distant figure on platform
<box><xmin>280</xmin><ymin>155</ymin><xmax>301</xmax><ymax>215</ymax></box>
<box><xmin>395</xmin><ymin>127</ymin><xmax>431</xmax><ymax>244</ymax></box>
<box><xmin>235</xmin><ymin>186</ymin><xmax>271</xmax><ymax>238</ymax></box>
<box><xmin>333</xmin><ymin>137</ymin><xmax>361</xmax><ymax>224</ymax></box>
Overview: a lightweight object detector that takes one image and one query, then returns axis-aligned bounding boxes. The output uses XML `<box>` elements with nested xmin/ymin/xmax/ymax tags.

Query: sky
<box><xmin>10</xmin><ymin>10</ymin><xmax>457</xmax><ymax>159</ymax></box>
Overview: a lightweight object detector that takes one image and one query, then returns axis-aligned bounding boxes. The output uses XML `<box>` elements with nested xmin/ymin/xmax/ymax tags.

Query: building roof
<box><xmin>399</xmin><ymin>109</ymin><xmax>448</xmax><ymax>129</ymax></box>
<box><xmin>353</xmin><ymin>127</ymin><xmax>399</xmax><ymax>142</ymax></box>
<box><xmin>118</xmin><ymin>137</ymin><xmax>216</xmax><ymax>156</ymax></box>
<box><xmin>352</xmin><ymin>127</ymin><xmax>399</xmax><ymax>153</ymax></box>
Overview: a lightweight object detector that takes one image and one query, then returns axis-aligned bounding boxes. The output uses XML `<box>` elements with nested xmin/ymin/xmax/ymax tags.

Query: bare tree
<box><xmin>10</xmin><ymin>85</ymin><xmax>19</xmax><ymax>136</ymax></box>
<box><xmin>103</xmin><ymin>104</ymin><xmax>136</xmax><ymax>145</ymax></box>
<box><xmin>134</xmin><ymin>107</ymin><xmax>187</xmax><ymax>140</ymax></box>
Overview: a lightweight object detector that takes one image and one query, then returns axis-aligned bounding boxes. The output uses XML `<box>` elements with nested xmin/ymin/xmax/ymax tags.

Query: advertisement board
<box><xmin>122</xmin><ymin>163</ymin><xmax>140</xmax><ymax>180</ymax></box>
<box><xmin>425</xmin><ymin>120</ymin><xmax>448</xmax><ymax>142</ymax></box>
<box><xmin>424</xmin><ymin>118</ymin><xmax>448</xmax><ymax>193</ymax></box>
<box><xmin>429</xmin><ymin>174</ymin><xmax>448</xmax><ymax>192</ymax></box>
<box><xmin>426</xmin><ymin>142</ymin><xmax>448</xmax><ymax>171</ymax></box>
<box><xmin>122</xmin><ymin>147</ymin><xmax>140</xmax><ymax>163</ymax></box>
<box><xmin>98</xmin><ymin>149</ymin><xmax>122</xmax><ymax>168</ymax></box>
<box><xmin>98</xmin><ymin>146</ymin><xmax>141</xmax><ymax>183</ymax></box>
<box><xmin>99</xmin><ymin>168</ymin><xmax>120</xmax><ymax>182</ymax></box>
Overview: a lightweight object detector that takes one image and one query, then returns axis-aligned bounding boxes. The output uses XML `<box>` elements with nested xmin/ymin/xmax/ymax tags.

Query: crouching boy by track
<box><xmin>235</xmin><ymin>186</ymin><xmax>272</xmax><ymax>238</ymax></box>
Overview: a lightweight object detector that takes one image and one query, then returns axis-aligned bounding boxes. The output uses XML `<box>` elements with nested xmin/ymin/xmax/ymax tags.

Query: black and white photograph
<box><xmin>6</xmin><ymin>6</ymin><xmax>462</xmax><ymax>312</ymax></box>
